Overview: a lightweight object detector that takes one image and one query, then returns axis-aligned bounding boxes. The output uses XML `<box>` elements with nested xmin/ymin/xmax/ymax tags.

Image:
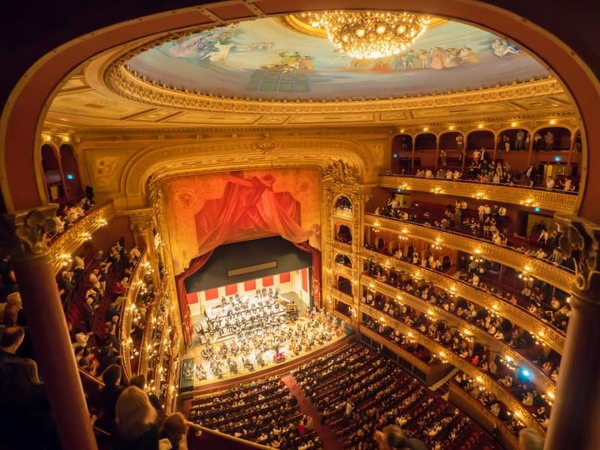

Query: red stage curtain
<box><xmin>195</xmin><ymin>173</ymin><xmax>317</xmax><ymax>256</ymax></box>
<box><xmin>177</xmin><ymin>172</ymin><xmax>320</xmax><ymax>346</ymax></box>
<box><xmin>301</xmin><ymin>268</ymin><xmax>308</xmax><ymax>292</ymax></box>
<box><xmin>279</xmin><ymin>272</ymin><xmax>291</xmax><ymax>283</ymax></box>
<box><xmin>175</xmin><ymin>251</ymin><xmax>213</xmax><ymax>345</ymax></box>
<box><xmin>294</xmin><ymin>241</ymin><xmax>322</xmax><ymax>306</ymax></box>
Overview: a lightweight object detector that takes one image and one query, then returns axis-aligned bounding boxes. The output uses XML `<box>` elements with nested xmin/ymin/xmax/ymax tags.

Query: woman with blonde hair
<box><xmin>114</xmin><ymin>386</ymin><xmax>159</xmax><ymax>450</ymax></box>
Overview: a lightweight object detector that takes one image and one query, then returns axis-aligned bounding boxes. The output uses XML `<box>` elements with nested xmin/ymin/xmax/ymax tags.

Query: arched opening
<box><xmin>467</xmin><ymin>130</ymin><xmax>495</xmax><ymax>151</ymax></box>
<box><xmin>59</xmin><ymin>144</ymin><xmax>83</xmax><ymax>201</ymax></box>
<box><xmin>533</xmin><ymin>127</ymin><xmax>572</xmax><ymax>151</ymax></box>
<box><xmin>497</xmin><ymin>128</ymin><xmax>530</xmax><ymax>152</ymax></box>
<box><xmin>336</xmin><ymin>275</ymin><xmax>353</xmax><ymax>296</ymax></box>
<box><xmin>334</xmin><ymin>253</ymin><xmax>352</xmax><ymax>268</ymax></box>
<box><xmin>439</xmin><ymin>132</ymin><xmax>465</xmax><ymax>170</ymax></box>
<box><xmin>335</xmin><ymin>195</ymin><xmax>353</xmax><ymax>212</ymax></box>
<box><xmin>41</xmin><ymin>144</ymin><xmax>64</xmax><ymax>203</ymax></box>
<box><xmin>335</xmin><ymin>224</ymin><xmax>352</xmax><ymax>244</ymax></box>
<box><xmin>414</xmin><ymin>133</ymin><xmax>437</xmax><ymax>151</ymax></box>
<box><xmin>391</xmin><ymin>134</ymin><xmax>413</xmax><ymax>174</ymax></box>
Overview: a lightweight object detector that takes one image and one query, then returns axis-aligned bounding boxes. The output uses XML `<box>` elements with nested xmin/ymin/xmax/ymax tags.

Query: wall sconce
<box><xmin>518</xmin><ymin>266</ymin><xmax>534</xmax><ymax>282</ymax></box>
<box><xmin>448</xmin><ymin>125</ymin><xmax>455</xmax><ymax>131</ymax></box>
<box><xmin>549</xmin><ymin>119</ymin><xmax>557</xmax><ymax>125</ymax></box>
<box><xmin>423</xmin><ymin>126</ymin><xmax>429</xmax><ymax>132</ymax></box>
<box><xmin>511</xmin><ymin>122</ymin><xmax>518</xmax><ymax>127</ymax></box>
<box><xmin>477</xmin><ymin>123</ymin><xmax>484</xmax><ymax>129</ymax></box>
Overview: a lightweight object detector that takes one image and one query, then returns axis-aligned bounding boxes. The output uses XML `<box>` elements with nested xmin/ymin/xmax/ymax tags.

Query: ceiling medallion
<box><xmin>298</xmin><ymin>11</ymin><xmax>431</xmax><ymax>59</ymax></box>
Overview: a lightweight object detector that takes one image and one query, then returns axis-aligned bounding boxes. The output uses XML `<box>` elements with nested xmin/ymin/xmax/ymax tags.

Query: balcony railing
<box><xmin>362</xmin><ymin>274</ymin><xmax>555</xmax><ymax>395</ymax></box>
<box><xmin>365</xmin><ymin>214</ymin><xmax>574</xmax><ymax>293</ymax></box>
<box><xmin>360</xmin><ymin>304</ymin><xmax>545</xmax><ymax>435</ymax></box>
<box><xmin>379</xmin><ymin>175</ymin><xmax>579</xmax><ymax>215</ymax></box>
<box><xmin>362</xmin><ymin>248</ymin><xmax>565</xmax><ymax>353</ymax></box>
<box><xmin>49</xmin><ymin>201</ymin><xmax>115</xmax><ymax>273</ymax></box>
<box><xmin>332</xmin><ymin>239</ymin><xmax>353</xmax><ymax>254</ymax></box>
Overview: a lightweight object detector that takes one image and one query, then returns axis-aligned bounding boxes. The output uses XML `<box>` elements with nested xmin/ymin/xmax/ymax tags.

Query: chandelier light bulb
<box><xmin>304</xmin><ymin>10</ymin><xmax>431</xmax><ymax>60</ymax></box>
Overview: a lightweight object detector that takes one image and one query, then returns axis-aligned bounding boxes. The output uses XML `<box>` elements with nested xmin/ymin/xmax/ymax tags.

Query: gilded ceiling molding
<box><xmin>103</xmin><ymin>57</ymin><xmax>563</xmax><ymax>114</ymax></box>
<box><xmin>378</xmin><ymin>176</ymin><xmax>580</xmax><ymax>215</ymax></box>
<box><xmin>120</xmin><ymin>138</ymin><xmax>373</xmax><ymax>203</ymax></box>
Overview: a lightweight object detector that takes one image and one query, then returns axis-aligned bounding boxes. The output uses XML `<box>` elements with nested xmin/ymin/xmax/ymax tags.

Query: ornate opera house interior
<box><xmin>0</xmin><ymin>2</ymin><xmax>599</xmax><ymax>450</ymax></box>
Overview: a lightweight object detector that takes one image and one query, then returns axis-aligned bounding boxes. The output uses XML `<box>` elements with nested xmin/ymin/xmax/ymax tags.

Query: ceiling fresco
<box><xmin>126</xmin><ymin>17</ymin><xmax>549</xmax><ymax>101</ymax></box>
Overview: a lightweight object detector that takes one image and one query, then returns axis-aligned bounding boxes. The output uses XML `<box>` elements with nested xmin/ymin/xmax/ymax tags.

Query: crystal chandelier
<box><xmin>301</xmin><ymin>11</ymin><xmax>431</xmax><ymax>59</ymax></box>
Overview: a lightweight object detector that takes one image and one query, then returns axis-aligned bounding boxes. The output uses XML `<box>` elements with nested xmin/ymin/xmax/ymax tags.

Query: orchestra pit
<box><xmin>1</xmin><ymin>2</ymin><xmax>599</xmax><ymax>450</ymax></box>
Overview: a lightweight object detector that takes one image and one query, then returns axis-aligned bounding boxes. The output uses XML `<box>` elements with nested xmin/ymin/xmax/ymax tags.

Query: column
<box><xmin>128</xmin><ymin>208</ymin><xmax>160</xmax><ymax>286</ymax></box>
<box><xmin>544</xmin><ymin>216</ymin><xmax>600</xmax><ymax>450</ymax></box>
<box><xmin>6</xmin><ymin>209</ymin><xmax>97</xmax><ymax>450</ymax></box>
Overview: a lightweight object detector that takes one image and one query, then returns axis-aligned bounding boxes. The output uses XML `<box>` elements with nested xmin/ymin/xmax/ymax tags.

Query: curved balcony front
<box><xmin>49</xmin><ymin>202</ymin><xmax>116</xmax><ymax>273</ymax></box>
<box><xmin>362</xmin><ymin>248</ymin><xmax>565</xmax><ymax>353</ymax></box>
<box><xmin>362</xmin><ymin>274</ymin><xmax>555</xmax><ymax>395</ymax></box>
<box><xmin>360</xmin><ymin>304</ymin><xmax>546</xmax><ymax>435</ymax></box>
<box><xmin>365</xmin><ymin>214</ymin><xmax>574</xmax><ymax>293</ymax></box>
<box><xmin>379</xmin><ymin>175</ymin><xmax>579</xmax><ymax>215</ymax></box>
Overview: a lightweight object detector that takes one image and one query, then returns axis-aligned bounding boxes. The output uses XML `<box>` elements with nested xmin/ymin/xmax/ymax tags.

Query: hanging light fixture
<box><xmin>300</xmin><ymin>11</ymin><xmax>431</xmax><ymax>59</ymax></box>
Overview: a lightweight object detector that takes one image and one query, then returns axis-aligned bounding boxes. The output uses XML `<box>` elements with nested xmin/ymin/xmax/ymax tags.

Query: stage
<box><xmin>180</xmin><ymin>276</ymin><xmax>345</xmax><ymax>390</ymax></box>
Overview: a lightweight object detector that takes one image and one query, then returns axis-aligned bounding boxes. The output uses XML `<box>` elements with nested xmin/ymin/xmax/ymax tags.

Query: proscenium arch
<box><xmin>0</xmin><ymin>1</ymin><xmax>598</xmax><ymax>221</ymax></box>
<box><xmin>120</xmin><ymin>138</ymin><xmax>374</xmax><ymax>206</ymax></box>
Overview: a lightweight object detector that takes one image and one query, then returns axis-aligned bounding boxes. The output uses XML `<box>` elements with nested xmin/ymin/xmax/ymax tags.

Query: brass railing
<box><xmin>378</xmin><ymin>175</ymin><xmax>579</xmax><ymax>215</ymax></box>
<box><xmin>187</xmin><ymin>422</ymin><xmax>274</xmax><ymax>449</ymax></box>
<box><xmin>362</xmin><ymin>248</ymin><xmax>565</xmax><ymax>353</ymax></box>
<box><xmin>362</xmin><ymin>274</ymin><xmax>556</xmax><ymax>395</ymax></box>
<box><xmin>365</xmin><ymin>214</ymin><xmax>574</xmax><ymax>293</ymax></box>
<box><xmin>49</xmin><ymin>201</ymin><xmax>115</xmax><ymax>273</ymax></box>
<box><xmin>360</xmin><ymin>326</ymin><xmax>431</xmax><ymax>374</ymax></box>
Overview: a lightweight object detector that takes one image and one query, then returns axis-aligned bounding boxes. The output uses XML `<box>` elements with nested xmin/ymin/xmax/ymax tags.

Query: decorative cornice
<box><xmin>365</xmin><ymin>214</ymin><xmax>575</xmax><ymax>293</ymax></box>
<box><xmin>378</xmin><ymin>176</ymin><xmax>580</xmax><ymax>215</ymax></box>
<box><xmin>361</xmin><ymin>248</ymin><xmax>565</xmax><ymax>353</ymax></box>
<box><xmin>103</xmin><ymin>54</ymin><xmax>563</xmax><ymax>114</ymax></box>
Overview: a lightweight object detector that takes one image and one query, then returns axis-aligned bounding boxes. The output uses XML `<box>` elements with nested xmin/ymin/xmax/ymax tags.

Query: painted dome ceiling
<box><xmin>124</xmin><ymin>16</ymin><xmax>549</xmax><ymax>102</ymax></box>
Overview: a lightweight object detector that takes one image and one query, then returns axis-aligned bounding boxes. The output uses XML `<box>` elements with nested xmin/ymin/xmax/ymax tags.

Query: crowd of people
<box><xmin>293</xmin><ymin>343</ymin><xmax>491</xmax><ymax>450</ymax></box>
<box><xmin>192</xmin><ymin>307</ymin><xmax>343</xmax><ymax>382</ymax></box>
<box><xmin>364</xmin><ymin>229</ymin><xmax>573</xmax><ymax>333</ymax></box>
<box><xmin>362</xmin><ymin>259</ymin><xmax>562</xmax><ymax>380</ymax></box>
<box><xmin>395</xmin><ymin>149</ymin><xmax>579</xmax><ymax>192</ymax></box>
<box><xmin>189</xmin><ymin>376</ymin><xmax>320</xmax><ymax>449</ymax></box>
<box><xmin>371</xmin><ymin>194</ymin><xmax>574</xmax><ymax>272</ymax></box>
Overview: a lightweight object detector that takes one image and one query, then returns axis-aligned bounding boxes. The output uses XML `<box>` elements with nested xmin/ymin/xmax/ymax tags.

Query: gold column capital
<box><xmin>1</xmin><ymin>206</ymin><xmax>58</xmax><ymax>258</ymax></box>
<box><xmin>556</xmin><ymin>215</ymin><xmax>600</xmax><ymax>294</ymax></box>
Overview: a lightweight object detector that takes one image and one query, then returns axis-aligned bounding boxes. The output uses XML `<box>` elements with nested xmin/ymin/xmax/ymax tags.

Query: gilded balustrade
<box><xmin>333</xmin><ymin>208</ymin><xmax>354</xmax><ymax>221</ymax></box>
<box><xmin>333</xmin><ymin>309</ymin><xmax>353</xmax><ymax>326</ymax></box>
<box><xmin>378</xmin><ymin>176</ymin><xmax>579</xmax><ymax>215</ymax></box>
<box><xmin>359</xmin><ymin>304</ymin><xmax>545</xmax><ymax>434</ymax></box>
<box><xmin>360</xmin><ymin>326</ymin><xmax>431</xmax><ymax>374</ymax></box>
<box><xmin>330</xmin><ymin>287</ymin><xmax>354</xmax><ymax>305</ymax></box>
<box><xmin>49</xmin><ymin>202</ymin><xmax>115</xmax><ymax>273</ymax></box>
<box><xmin>332</xmin><ymin>240</ymin><xmax>353</xmax><ymax>254</ymax></box>
<box><xmin>333</xmin><ymin>263</ymin><xmax>353</xmax><ymax>280</ymax></box>
<box><xmin>365</xmin><ymin>214</ymin><xmax>574</xmax><ymax>293</ymax></box>
<box><xmin>119</xmin><ymin>250</ymin><xmax>149</xmax><ymax>380</ymax></box>
<box><xmin>361</xmin><ymin>274</ymin><xmax>555</xmax><ymax>395</ymax></box>
<box><xmin>361</xmin><ymin>248</ymin><xmax>565</xmax><ymax>353</ymax></box>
